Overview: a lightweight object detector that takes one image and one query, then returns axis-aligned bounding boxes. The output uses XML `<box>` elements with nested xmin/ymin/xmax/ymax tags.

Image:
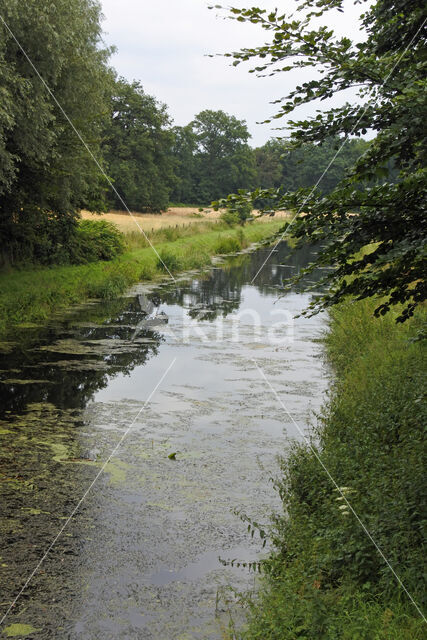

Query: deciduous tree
<box><xmin>186</xmin><ymin>109</ymin><xmax>257</xmax><ymax>203</ymax></box>
<box><xmin>103</xmin><ymin>78</ymin><xmax>175</xmax><ymax>212</ymax></box>
<box><xmin>0</xmin><ymin>0</ymin><xmax>112</xmax><ymax>264</ymax></box>
<box><xmin>213</xmin><ymin>0</ymin><xmax>426</xmax><ymax>321</ymax></box>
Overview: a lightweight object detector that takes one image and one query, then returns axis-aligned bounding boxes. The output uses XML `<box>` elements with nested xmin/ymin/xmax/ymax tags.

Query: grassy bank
<box><xmin>236</xmin><ymin>299</ymin><xmax>426</xmax><ymax>639</ymax></box>
<box><xmin>0</xmin><ymin>219</ymin><xmax>283</xmax><ymax>339</ymax></box>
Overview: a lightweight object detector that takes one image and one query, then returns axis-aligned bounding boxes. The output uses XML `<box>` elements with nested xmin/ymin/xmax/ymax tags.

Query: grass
<box><xmin>232</xmin><ymin>297</ymin><xmax>426</xmax><ymax>639</ymax></box>
<box><xmin>80</xmin><ymin>207</ymin><xmax>291</xmax><ymax>237</ymax></box>
<box><xmin>79</xmin><ymin>206</ymin><xmax>222</xmax><ymax>234</ymax></box>
<box><xmin>0</xmin><ymin>218</ymin><xmax>284</xmax><ymax>339</ymax></box>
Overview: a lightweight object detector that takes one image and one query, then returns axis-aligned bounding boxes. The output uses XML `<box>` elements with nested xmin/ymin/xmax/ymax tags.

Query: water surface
<box><xmin>0</xmin><ymin>242</ymin><xmax>328</xmax><ymax>639</ymax></box>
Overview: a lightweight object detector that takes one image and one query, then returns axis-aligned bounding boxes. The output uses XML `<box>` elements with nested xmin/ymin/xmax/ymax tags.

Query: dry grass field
<box><xmin>80</xmin><ymin>206</ymin><xmax>290</xmax><ymax>234</ymax></box>
<box><xmin>80</xmin><ymin>207</ymin><xmax>220</xmax><ymax>234</ymax></box>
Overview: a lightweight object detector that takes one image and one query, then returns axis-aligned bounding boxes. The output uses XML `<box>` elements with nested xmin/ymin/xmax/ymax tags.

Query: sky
<box><xmin>100</xmin><ymin>1</ymin><xmax>366</xmax><ymax>147</ymax></box>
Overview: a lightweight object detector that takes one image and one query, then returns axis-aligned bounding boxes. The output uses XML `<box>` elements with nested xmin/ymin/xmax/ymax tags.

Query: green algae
<box><xmin>0</xmin><ymin>342</ymin><xmax>17</xmax><ymax>354</ymax></box>
<box><xmin>0</xmin><ymin>237</ymin><xmax>327</xmax><ymax>639</ymax></box>
<box><xmin>103</xmin><ymin>458</ymin><xmax>134</xmax><ymax>487</ymax></box>
<box><xmin>3</xmin><ymin>624</ymin><xmax>40</xmax><ymax>637</ymax></box>
<box><xmin>146</xmin><ymin>501</ymin><xmax>176</xmax><ymax>512</ymax></box>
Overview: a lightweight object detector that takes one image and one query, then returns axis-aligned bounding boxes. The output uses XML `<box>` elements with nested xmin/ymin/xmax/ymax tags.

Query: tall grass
<box><xmin>235</xmin><ymin>298</ymin><xmax>426</xmax><ymax>639</ymax></box>
<box><xmin>0</xmin><ymin>219</ymin><xmax>283</xmax><ymax>338</ymax></box>
<box><xmin>124</xmin><ymin>219</ymin><xmax>222</xmax><ymax>250</ymax></box>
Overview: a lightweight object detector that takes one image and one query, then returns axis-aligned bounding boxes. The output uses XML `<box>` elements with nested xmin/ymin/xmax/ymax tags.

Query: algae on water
<box><xmin>3</xmin><ymin>624</ymin><xmax>40</xmax><ymax>637</ymax></box>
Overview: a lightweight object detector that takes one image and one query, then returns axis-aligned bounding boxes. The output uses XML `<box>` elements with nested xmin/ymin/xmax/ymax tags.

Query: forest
<box><xmin>0</xmin><ymin>0</ymin><xmax>367</xmax><ymax>267</ymax></box>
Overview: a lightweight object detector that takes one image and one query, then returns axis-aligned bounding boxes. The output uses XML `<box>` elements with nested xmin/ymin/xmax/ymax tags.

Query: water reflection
<box><xmin>0</xmin><ymin>241</ymin><xmax>322</xmax><ymax>418</ymax></box>
<box><xmin>0</xmin><ymin>240</ymin><xmax>328</xmax><ymax>640</ymax></box>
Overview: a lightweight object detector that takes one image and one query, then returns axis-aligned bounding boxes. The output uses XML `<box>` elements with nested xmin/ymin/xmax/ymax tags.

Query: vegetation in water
<box><xmin>211</xmin><ymin>0</ymin><xmax>427</xmax><ymax>636</ymax></box>
<box><xmin>3</xmin><ymin>623</ymin><xmax>40</xmax><ymax>637</ymax></box>
<box><xmin>0</xmin><ymin>0</ymin><xmax>425</xmax><ymax>636</ymax></box>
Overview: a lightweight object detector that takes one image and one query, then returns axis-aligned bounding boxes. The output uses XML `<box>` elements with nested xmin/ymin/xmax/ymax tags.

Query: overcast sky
<box><xmin>100</xmin><ymin>1</ymin><xmax>365</xmax><ymax>147</ymax></box>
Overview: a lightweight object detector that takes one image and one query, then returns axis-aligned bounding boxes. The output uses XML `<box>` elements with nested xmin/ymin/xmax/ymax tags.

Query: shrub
<box><xmin>73</xmin><ymin>220</ymin><xmax>125</xmax><ymax>263</ymax></box>
<box><xmin>220</xmin><ymin>209</ymin><xmax>240</xmax><ymax>226</ymax></box>
<box><xmin>85</xmin><ymin>263</ymin><xmax>134</xmax><ymax>299</ymax></box>
<box><xmin>221</xmin><ymin>201</ymin><xmax>253</xmax><ymax>226</ymax></box>
<box><xmin>214</xmin><ymin>235</ymin><xmax>241</xmax><ymax>254</ymax></box>
<box><xmin>156</xmin><ymin>249</ymin><xmax>182</xmax><ymax>273</ymax></box>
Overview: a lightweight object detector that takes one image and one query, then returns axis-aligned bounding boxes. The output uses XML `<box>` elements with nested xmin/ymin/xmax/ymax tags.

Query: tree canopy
<box><xmin>103</xmin><ymin>78</ymin><xmax>175</xmax><ymax>212</ymax></box>
<box><xmin>0</xmin><ymin>0</ymin><xmax>112</xmax><ymax>265</ymax></box>
<box><xmin>214</xmin><ymin>0</ymin><xmax>426</xmax><ymax>322</ymax></box>
<box><xmin>171</xmin><ymin>109</ymin><xmax>257</xmax><ymax>204</ymax></box>
<box><xmin>254</xmin><ymin>136</ymin><xmax>369</xmax><ymax>193</ymax></box>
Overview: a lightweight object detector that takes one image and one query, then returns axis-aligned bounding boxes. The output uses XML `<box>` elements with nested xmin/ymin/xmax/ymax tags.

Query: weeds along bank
<box><xmin>237</xmin><ymin>299</ymin><xmax>426</xmax><ymax>639</ymax></box>
<box><xmin>0</xmin><ymin>219</ymin><xmax>283</xmax><ymax>339</ymax></box>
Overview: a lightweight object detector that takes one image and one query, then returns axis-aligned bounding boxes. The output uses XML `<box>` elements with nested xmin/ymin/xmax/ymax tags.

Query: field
<box><xmin>80</xmin><ymin>207</ymin><xmax>290</xmax><ymax>234</ymax></box>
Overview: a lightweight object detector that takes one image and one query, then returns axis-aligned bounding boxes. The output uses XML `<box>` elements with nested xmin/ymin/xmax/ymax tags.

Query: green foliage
<box><xmin>170</xmin><ymin>110</ymin><xmax>257</xmax><ymax>204</ymax></box>
<box><xmin>221</xmin><ymin>199</ymin><xmax>253</xmax><ymax>226</ymax></box>
<box><xmin>239</xmin><ymin>584</ymin><xmax>426</xmax><ymax>639</ymax></box>
<box><xmin>156</xmin><ymin>249</ymin><xmax>183</xmax><ymax>273</ymax></box>
<box><xmin>86</xmin><ymin>267</ymin><xmax>133</xmax><ymax>300</ymax></box>
<box><xmin>254</xmin><ymin>136</ymin><xmax>370</xmax><ymax>195</ymax></box>
<box><xmin>73</xmin><ymin>220</ymin><xmax>125</xmax><ymax>263</ymax></box>
<box><xmin>216</xmin><ymin>0</ymin><xmax>426</xmax><ymax>321</ymax></box>
<box><xmin>0</xmin><ymin>220</ymin><xmax>282</xmax><ymax>337</ymax></box>
<box><xmin>0</xmin><ymin>0</ymin><xmax>113</xmax><ymax>266</ymax></box>
<box><xmin>169</xmin><ymin>125</ymin><xmax>199</xmax><ymax>204</ymax></box>
<box><xmin>103</xmin><ymin>78</ymin><xmax>175</xmax><ymax>212</ymax></box>
<box><xmin>236</xmin><ymin>300</ymin><xmax>426</xmax><ymax>638</ymax></box>
<box><xmin>214</xmin><ymin>235</ymin><xmax>241</xmax><ymax>254</ymax></box>
<box><xmin>221</xmin><ymin>210</ymin><xmax>240</xmax><ymax>226</ymax></box>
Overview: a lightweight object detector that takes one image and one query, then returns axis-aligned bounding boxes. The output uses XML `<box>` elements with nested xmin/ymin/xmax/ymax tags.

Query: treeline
<box><xmin>0</xmin><ymin>0</ymin><xmax>368</xmax><ymax>266</ymax></box>
<box><xmin>170</xmin><ymin>121</ymin><xmax>368</xmax><ymax>205</ymax></box>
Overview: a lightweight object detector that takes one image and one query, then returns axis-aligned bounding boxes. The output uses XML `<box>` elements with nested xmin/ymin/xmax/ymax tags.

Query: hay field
<box><xmin>80</xmin><ymin>206</ymin><xmax>290</xmax><ymax>234</ymax></box>
<box><xmin>80</xmin><ymin>207</ymin><xmax>220</xmax><ymax>234</ymax></box>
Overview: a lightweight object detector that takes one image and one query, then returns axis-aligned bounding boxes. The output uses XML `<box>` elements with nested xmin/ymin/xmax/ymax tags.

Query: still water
<box><xmin>0</xmin><ymin>242</ymin><xmax>328</xmax><ymax>639</ymax></box>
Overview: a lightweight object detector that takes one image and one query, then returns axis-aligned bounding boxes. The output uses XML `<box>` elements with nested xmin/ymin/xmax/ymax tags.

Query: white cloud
<box><xmin>100</xmin><ymin>0</ymin><xmax>366</xmax><ymax>146</ymax></box>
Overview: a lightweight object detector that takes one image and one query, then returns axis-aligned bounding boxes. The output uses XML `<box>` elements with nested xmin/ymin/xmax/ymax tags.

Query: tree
<box><xmin>254</xmin><ymin>137</ymin><xmax>369</xmax><ymax>193</ymax></box>
<box><xmin>0</xmin><ymin>0</ymin><xmax>112</xmax><ymax>265</ymax></box>
<box><xmin>169</xmin><ymin>125</ymin><xmax>199</xmax><ymax>204</ymax></box>
<box><xmin>254</xmin><ymin>140</ymin><xmax>284</xmax><ymax>190</ymax></box>
<box><xmin>214</xmin><ymin>0</ymin><xmax>426</xmax><ymax>322</ymax></box>
<box><xmin>103</xmin><ymin>78</ymin><xmax>175</xmax><ymax>212</ymax></box>
<box><xmin>191</xmin><ymin>109</ymin><xmax>257</xmax><ymax>203</ymax></box>
<box><xmin>170</xmin><ymin>110</ymin><xmax>258</xmax><ymax>205</ymax></box>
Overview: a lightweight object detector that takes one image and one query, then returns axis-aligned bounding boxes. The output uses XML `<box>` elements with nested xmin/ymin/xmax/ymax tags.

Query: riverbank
<box><xmin>237</xmin><ymin>299</ymin><xmax>426</xmax><ymax>638</ymax></box>
<box><xmin>0</xmin><ymin>219</ymin><xmax>283</xmax><ymax>340</ymax></box>
<box><xmin>0</xmin><ymin>240</ymin><xmax>325</xmax><ymax>639</ymax></box>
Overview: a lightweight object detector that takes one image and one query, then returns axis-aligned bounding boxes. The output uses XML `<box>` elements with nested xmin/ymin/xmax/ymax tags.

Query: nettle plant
<box><xmin>211</xmin><ymin>0</ymin><xmax>426</xmax><ymax>323</ymax></box>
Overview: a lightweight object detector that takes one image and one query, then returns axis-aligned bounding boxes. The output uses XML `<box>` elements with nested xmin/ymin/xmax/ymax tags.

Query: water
<box><xmin>0</xmin><ymin>242</ymin><xmax>328</xmax><ymax>639</ymax></box>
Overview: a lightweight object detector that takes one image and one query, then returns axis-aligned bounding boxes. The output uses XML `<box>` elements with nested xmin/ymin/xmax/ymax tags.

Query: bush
<box><xmin>85</xmin><ymin>263</ymin><xmax>134</xmax><ymax>299</ymax></box>
<box><xmin>156</xmin><ymin>249</ymin><xmax>182</xmax><ymax>273</ymax></box>
<box><xmin>214</xmin><ymin>235</ymin><xmax>241</xmax><ymax>254</ymax></box>
<box><xmin>72</xmin><ymin>219</ymin><xmax>125</xmax><ymax>263</ymax></box>
<box><xmin>220</xmin><ymin>209</ymin><xmax>240</xmax><ymax>226</ymax></box>
<box><xmin>221</xmin><ymin>201</ymin><xmax>253</xmax><ymax>226</ymax></box>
